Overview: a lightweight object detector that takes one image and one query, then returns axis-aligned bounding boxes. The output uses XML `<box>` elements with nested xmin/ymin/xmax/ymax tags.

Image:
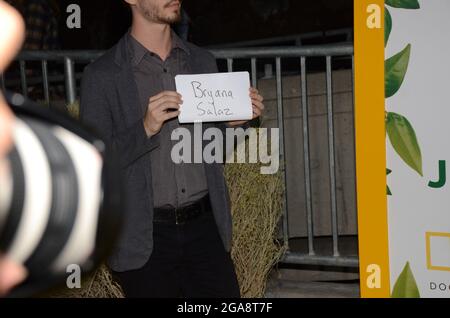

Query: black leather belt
<box><xmin>153</xmin><ymin>194</ymin><xmax>212</xmax><ymax>225</ymax></box>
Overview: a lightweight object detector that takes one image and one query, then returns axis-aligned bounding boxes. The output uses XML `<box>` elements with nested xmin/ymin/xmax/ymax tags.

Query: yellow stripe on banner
<box><xmin>354</xmin><ymin>0</ymin><xmax>391</xmax><ymax>298</ymax></box>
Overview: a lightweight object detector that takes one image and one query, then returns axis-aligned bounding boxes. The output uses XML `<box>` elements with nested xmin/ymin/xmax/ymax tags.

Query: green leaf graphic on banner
<box><xmin>385</xmin><ymin>7</ymin><xmax>392</xmax><ymax>47</ymax></box>
<box><xmin>385</xmin><ymin>0</ymin><xmax>420</xmax><ymax>9</ymax></box>
<box><xmin>391</xmin><ymin>262</ymin><xmax>421</xmax><ymax>298</ymax></box>
<box><xmin>386</xmin><ymin>112</ymin><xmax>423</xmax><ymax>176</ymax></box>
<box><xmin>386</xmin><ymin>44</ymin><xmax>411</xmax><ymax>98</ymax></box>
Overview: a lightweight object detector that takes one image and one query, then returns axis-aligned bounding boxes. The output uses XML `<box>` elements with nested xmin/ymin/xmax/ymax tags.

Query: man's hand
<box><xmin>143</xmin><ymin>91</ymin><xmax>183</xmax><ymax>137</ymax></box>
<box><xmin>227</xmin><ymin>87</ymin><xmax>265</xmax><ymax>127</ymax></box>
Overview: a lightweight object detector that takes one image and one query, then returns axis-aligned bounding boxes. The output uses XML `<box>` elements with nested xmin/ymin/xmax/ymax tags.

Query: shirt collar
<box><xmin>171</xmin><ymin>29</ymin><xmax>190</xmax><ymax>56</ymax></box>
<box><xmin>127</xmin><ymin>29</ymin><xmax>190</xmax><ymax>66</ymax></box>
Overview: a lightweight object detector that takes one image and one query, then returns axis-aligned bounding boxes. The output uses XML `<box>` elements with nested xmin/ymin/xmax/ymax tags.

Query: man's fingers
<box><xmin>152</xmin><ymin>103</ymin><xmax>180</xmax><ymax>120</ymax></box>
<box><xmin>143</xmin><ymin>92</ymin><xmax>182</xmax><ymax>136</ymax></box>
<box><xmin>156</xmin><ymin>102</ymin><xmax>181</xmax><ymax>112</ymax></box>
<box><xmin>151</xmin><ymin>96</ymin><xmax>182</xmax><ymax>109</ymax></box>
<box><xmin>252</xmin><ymin>100</ymin><xmax>264</xmax><ymax>110</ymax></box>
<box><xmin>151</xmin><ymin>96</ymin><xmax>182</xmax><ymax>111</ymax></box>
<box><xmin>252</xmin><ymin>106</ymin><xmax>262</xmax><ymax>118</ymax></box>
<box><xmin>150</xmin><ymin>105</ymin><xmax>179</xmax><ymax>124</ymax></box>
<box><xmin>251</xmin><ymin>93</ymin><xmax>264</xmax><ymax>103</ymax></box>
<box><xmin>162</xmin><ymin>110</ymin><xmax>181</xmax><ymax>122</ymax></box>
<box><xmin>149</xmin><ymin>91</ymin><xmax>182</xmax><ymax>103</ymax></box>
<box><xmin>250</xmin><ymin>88</ymin><xmax>264</xmax><ymax>103</ymax></box>
<box><xmin>249</xmin><ymin>87</ymin><xmax>264</xmax><ymax>119</ymax></box>
<box><xmin>149</xmin><ymin>90</ymin><xmax>181</xmax><ymax>102</ymax></box>
<box><xmin>227</xmin><ymin>120</ymin><xmax>248</xmax><ymax>127</ymax></box>
<box><xmin>249</xmin><ymin>87</ymin><xmax>259</xmax><ymax>95</ymax></box>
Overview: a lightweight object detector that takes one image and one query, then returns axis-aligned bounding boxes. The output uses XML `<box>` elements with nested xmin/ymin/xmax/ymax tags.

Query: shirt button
<box><xmin>181</xmin><ymin>188</ymin><xmax>186</xmax><ymax>193</ymax></box>
<box><xmin>163</xmin><ymin>68</ymin><xmax>168</xmax><ymax>73</ymax></box>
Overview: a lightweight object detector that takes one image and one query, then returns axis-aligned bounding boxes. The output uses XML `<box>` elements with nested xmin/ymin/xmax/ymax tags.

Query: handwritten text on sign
<box><xmin>175</xmin><ymin>72</ymin><xmax>253</xmax><ymax>123</ymax></box>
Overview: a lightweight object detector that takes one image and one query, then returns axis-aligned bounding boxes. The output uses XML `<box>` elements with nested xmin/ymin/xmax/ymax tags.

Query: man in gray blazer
<box><xmin>80</xmin><ymin>0</ymin><xmax>264</xmax><ymax>298</ymax></box>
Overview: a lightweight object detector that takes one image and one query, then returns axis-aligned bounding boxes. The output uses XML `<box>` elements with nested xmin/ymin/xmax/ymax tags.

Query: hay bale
<box><xmin>225</xmin><ymin>132</ymin><xmax>285</xmax><ymax>298</ymax></box>
<box><xmin>67</xmin><ymin>101</ymin><xmax>80</xmax><ymax>119</ymax></box>
<box><xmin>43</xmin><ymin>265</ymin><xmax>124</xmax><ymax>298</ymax></box>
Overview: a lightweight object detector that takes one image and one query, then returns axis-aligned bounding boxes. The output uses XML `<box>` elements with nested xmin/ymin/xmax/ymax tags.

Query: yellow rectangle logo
<box><xmin>426</xmin><ymin>232</ymin><xmax>450</xmax><ymax>272</ymax></box>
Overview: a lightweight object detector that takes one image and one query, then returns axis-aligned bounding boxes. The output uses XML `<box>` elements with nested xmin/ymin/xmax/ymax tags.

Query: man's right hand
<box><xmin>143</xmin><ymin>91</ymin><xmax>182</xmax><ymax>137</ymax></box>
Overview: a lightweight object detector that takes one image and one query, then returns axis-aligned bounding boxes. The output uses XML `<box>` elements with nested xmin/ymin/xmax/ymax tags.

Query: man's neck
<box><xmin>130</xmin><ymin>16</ymin><xmax>172</xmax><ymax>61</ymax></box>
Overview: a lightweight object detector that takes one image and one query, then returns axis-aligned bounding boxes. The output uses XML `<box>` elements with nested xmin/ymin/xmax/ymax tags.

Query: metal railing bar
<box><xmin>326</xmin><ymin>56</ymin><xmax>339</xmax><ymax>257</ymax></box>
<box><xmin>282</xmin><ymin>251</ymin><xmax>359</xmax><ymax>267</ymax></box>
<box><xmin>251</xmin><ymin>58</ymin><xmax>257</xmax><ymax>88</ymax></box>
<box><xmin>227</xmin><ymin>58</ymin><xmax>233</xmax><ymax>72</ymax></box>
<box><xmin>211</xmin><ymin>44</ymin><xmax>353</xmax><ymax>59</ymax></box>
<box><xmin>41</xmin><ymin>60</ymin><xmax>50</xmax><ymax>106</ymax></box>
<box><xmin>17</xmin><ymin>50</ymin><xmax>104</xmax><ymax>61</ymax></box>
<box><xmin>276</xmin><ymin>57</ymin><xmax>289</xmax><ymax>250</ymax></box>
<box><xmin>3</xmin><ymin>73</ymin><xmax>83</xmax><ymax>87</ymax></box>
<box><xmin>15</xmin><ymin>44</ymin><xmax>353</xmax><ymax>62</ymax></box>
<box><xmin>64</xmin><ymin>57</ymin><xmax>76</xmax><ymax>105</ymax></box>
<box><xmin>301</xmin><ymin>56</ymin><xmax>315</xmax><ymax>256</ymax></box>
<box><xmin>19</xmin><ymin>60</ymin><xmax>27</xmax><ymax>97</ymax></box>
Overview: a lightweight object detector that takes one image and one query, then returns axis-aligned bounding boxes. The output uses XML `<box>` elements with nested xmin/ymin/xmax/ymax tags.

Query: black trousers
<box><xmin>112</xmin><ymin>210</ymin><xmax>240</xmax><ymax>298</ymax></box>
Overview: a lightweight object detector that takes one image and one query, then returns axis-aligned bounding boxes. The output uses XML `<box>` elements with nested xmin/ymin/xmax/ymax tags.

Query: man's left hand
<box><xmin>226</xmin><ymin>87</ymin><xmax>264</xmax><ymax>127</ymax></box>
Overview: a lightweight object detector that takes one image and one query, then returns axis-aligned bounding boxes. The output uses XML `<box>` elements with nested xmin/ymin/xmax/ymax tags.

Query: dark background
<box><xmin>58</xmin><ymin>0</ymin><xmax>353</xmax><ymax>49</ymax></box>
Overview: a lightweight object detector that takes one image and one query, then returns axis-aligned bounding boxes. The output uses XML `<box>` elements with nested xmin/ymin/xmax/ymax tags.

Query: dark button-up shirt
<box><xmin>128</xmin><ymin>32</ymin><xmax>208</xmax><ymax>208</ymax></box>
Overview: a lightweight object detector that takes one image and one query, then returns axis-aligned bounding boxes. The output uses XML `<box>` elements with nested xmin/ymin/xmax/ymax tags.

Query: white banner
<box><xmin>385</xmin><ymin>0</ymin><xmax>450</xmax><ymax>298</ymax></box>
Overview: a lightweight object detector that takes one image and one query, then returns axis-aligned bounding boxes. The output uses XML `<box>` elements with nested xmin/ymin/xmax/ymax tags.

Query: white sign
<box><xmin>175</xmin><ymin>72</ymin><xmax>253</xmax><ymax>123</ymax></box>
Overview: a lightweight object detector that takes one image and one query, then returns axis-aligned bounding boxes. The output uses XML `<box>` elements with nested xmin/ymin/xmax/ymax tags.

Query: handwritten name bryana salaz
<box><xmin>191</xmin><ymin>80</ymin><xmax>234</xmax><ymax>117</ymax></box>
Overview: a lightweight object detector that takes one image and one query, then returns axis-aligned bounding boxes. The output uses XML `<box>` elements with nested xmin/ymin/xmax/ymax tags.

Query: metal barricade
<box><xmin>2</xmin><ymin>43</ymin><xmax>358</xmax><ymax>268</ymax></box>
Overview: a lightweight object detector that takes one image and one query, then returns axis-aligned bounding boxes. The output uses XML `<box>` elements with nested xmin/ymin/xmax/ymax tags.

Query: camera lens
<box><xmin>0</xmin><ymin>92</ymin><xmax>122</xmax><ymax>295</ymax></box>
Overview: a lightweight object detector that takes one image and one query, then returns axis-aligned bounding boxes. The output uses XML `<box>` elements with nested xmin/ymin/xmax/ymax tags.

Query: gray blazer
<box><xmin>80</xmin><ymin>34</ymin><xmax>233</xmax><ymax>272</ymax></box>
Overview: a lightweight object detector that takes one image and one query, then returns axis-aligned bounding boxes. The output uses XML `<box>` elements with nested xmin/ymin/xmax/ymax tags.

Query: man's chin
<box><xmin>161</xmin><ymin>14</ymin><xmax>182</xmax><ymax>25</ymax></box>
